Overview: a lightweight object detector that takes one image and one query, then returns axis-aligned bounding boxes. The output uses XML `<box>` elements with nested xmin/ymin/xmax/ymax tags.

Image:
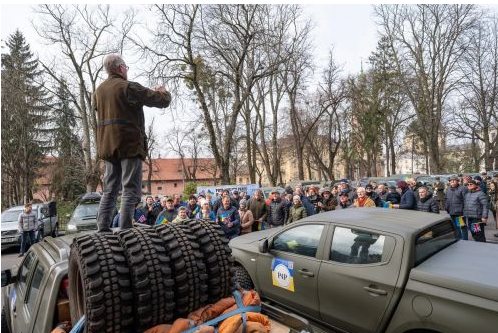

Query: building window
<box><xmin>142</xmin><ymin>184</ymin><xmax>146</xmax><ymax>189</ymax></box>
<box><xmin>174</xmin><ymin>183</ymin><xmax>177</xmax><ymax>188</ymax></box>
<box><xmin>157</xmin><ymin>186</ymin><xmax>162</xmax><ymax>191</ymax></box>
<box><xmin>239</xmin><ymin>178</ymin><xmax>242</xmax><ymax>183</ymax></box>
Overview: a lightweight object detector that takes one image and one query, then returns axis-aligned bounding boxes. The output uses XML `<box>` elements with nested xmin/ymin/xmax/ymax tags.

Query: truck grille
<box><xmin>1</xmin><ymin>230</ymin><xmax>17</xmax><ymax>236</ymax></box>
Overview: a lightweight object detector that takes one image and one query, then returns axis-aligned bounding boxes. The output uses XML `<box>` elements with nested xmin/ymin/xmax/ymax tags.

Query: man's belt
<box><xmin>97</xmin><ymin>119</ymin><xmax>132</xmax><ymax>127</ymax></box>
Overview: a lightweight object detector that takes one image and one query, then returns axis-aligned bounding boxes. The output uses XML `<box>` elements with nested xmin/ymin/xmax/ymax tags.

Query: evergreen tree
<box><xmin>1</xmin><ymin>29</ymin><xmax>52</xmax><ymax>205</ymax></box>
<box><xmin>50</xmin><ymin>79</ymin><xmax>86</xmax><ymax>200</ymax></box>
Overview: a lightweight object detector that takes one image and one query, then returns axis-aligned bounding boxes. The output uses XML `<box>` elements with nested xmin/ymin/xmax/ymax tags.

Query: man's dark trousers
<box><xmin>20</xmin><ymin>230</ymin><xmax>35</xmax><ymax>255</ymax></box>
<box><xmin>97</xmin><ymin>157</ymin><xmax>142</xmax><ymax>231</ymax></box>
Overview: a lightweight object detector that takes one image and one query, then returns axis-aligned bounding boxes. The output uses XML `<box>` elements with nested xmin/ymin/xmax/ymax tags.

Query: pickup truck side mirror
<box><xmin>1</xmin><ymin>269</ymin><xmax>16</xmax><ymax>287</ymax></box>
<box><xmin>258</xmin><ymin>239</ymin><xmax>269</xmax><ymax>253</ymax></box>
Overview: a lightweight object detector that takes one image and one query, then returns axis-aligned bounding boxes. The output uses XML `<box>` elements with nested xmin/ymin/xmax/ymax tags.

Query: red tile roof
<box><xmin>143</xmin><ymin>158</ymin><xmax>220</xmax><ymax>182</ymax></box>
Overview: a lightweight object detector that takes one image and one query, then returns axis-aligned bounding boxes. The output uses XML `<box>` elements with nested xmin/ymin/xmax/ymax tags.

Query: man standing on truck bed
<box><xmin>94</xmin><ymin>54</ymin><xmax>171</xmax><ymax>231</ymax></box>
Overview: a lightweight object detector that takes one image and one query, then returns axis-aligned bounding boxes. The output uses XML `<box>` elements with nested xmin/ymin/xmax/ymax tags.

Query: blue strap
<box><xmin>182</xmin><ymin>291</ymin><xmax>261</xmax><ymax>333</ymax></box>
<box><xmin>69</xmin><ymin>315</ymin><xmax>85</xmax><ymax>333</ymax></box>
<box><xmin>234</xmin><ymin>291</ymin><xmax>247</xmax><ymax>333</ymax></box>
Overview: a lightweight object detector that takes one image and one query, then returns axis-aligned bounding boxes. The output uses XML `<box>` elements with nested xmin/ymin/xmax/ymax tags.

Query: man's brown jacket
<box><xmin>94</xmin><ymin>73</ymin><xmax>171</xmax><ymax>160</ymax></box>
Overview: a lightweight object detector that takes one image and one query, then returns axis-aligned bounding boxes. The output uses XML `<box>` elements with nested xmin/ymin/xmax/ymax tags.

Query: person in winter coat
<box><xmin>247</xmin><ymin>190</ymin><xmax>268</xmax><ymax>232</ymax></box>
<box><xmin>365</xmin><ymin>184</ymin><xmax>382</xmax><ymax>207</ymax></box>
<box><xmin>376</xmin><ymin>184</ymin><xmax>388</xmax><ymax>202</ymax></box>
<box><xmin>317</xmin><ymin>187</ymin><xmax>337</xmax><ymax>212</ymax></box>
<box><xmin>238</xmin><ymin>199</ymin><xmax>254</xmax><ymax>234</ymax></box>
<box><xmin>393</xmin><ymin>181</ymin><xmax>416</xmax><ymax>210</ymax></box>
<box><xmin>336</xmin><ymin>191</ymin><xmax>353</xmax><ymax>209</ymax></box>
<box><xmin>416</xmin><ymin>187</ymin><xmax>439</xmax><ymax>213</ymax></box>
<box><xmin>385</xmin><ymin>186</ymin><xmax>401</xmax><ymax>205</ymax></box>
<box><xmin>445</xmin><ymin>175</ymin><xmax>467</xmax><ymax>239</ymax></box>
<box><xmin>185</xmin><ymin>195</ymin><xmax>200</xmax><ymax>219</ymax></box>
<box><xmin>464</xmin><ymin>180</ymin><xmax>488</xmax><ymax>242</ymax></box>
<box><xmin>474</xmin><ymin>175</ymin><xmax>487</xmax><ymax>195</ymax></box>
<box><xmin>287</xmin><ymin>196</ymin><xmax>308</xmax><ymax>224</ymax></box>
<box><xmin>94</xmin><ymin>54</ymin><xmax>171</xmax><ymax>232</ymax></box>
<box><xmin>155</xmin><ymin>197</ymin><xmax>178</xmax><ymax>225</ymax></box>
<box><xmin>433</xmin><ymin>177</ymin><xmax>446</xmax><ymax>211</ymax></box>
<box><xmin>307</xmin><ymin>186</ymin><xmax>321</xmax><ymax>214</ymax></box>
<box><xmin>17</xmin><ymin>202</ymin><xmax>38</xmax><ymax>257</ymax></box>
<box><xmin>216</xmin><ymin>196</ymin><xmax>241</xmax><ymax>239</ymax></box>
<box><xmin>196</xmin><ymin>199</ymin><xmax>216</xmax><ymax>222</ymax></box>
<box><xmin>172</xmin><ymin>206</ymin><xmax>189</xmax><ymax>224</ymax></box>
<box><xmin>268</xmin><ymin>191</ymin><xmax>289</xmax><ymax>228</ymax></box>
<box><xmin>295</xmin><ymin>187</ymin><xmax>315</xmax><ymax>216</ymax></box>
<box><xmin>353</xmin><ymin>187</ymin><xmax>376</xmax><ymax>208</ymax></box>
<box><xmin>488</xmin><ymin>181</ymin><xmax>497</xmax><ymax>238</ymax></box>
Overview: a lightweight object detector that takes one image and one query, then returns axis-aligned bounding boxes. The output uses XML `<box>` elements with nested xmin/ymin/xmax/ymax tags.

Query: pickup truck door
<box><xmin>11</xmin><ymin>251</ymin><xmax>37</xmax><ymax>333</ymax></box>
<box><xmin>317</xmin><ymin>226</ymin><xmax>402</xmax><ymax>333</ymax></box>
<box><xmin>256</xmin><ymin>223</ymin><xmax>327</xmax><ymax>318</ymax></box>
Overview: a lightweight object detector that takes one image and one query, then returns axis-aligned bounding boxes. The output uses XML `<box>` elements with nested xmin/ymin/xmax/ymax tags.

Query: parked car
<box><xmin>230</xmin><ymin>208</ymin><xmax>498</xmax><ymax>333</ymax></box>
<box><xmin>1</xmin><ymin>203</ymin><xmax>59</xmax><ymax>250</ymax></box>
<box><xmin>259</xmin><ymin>186</ymin><xmax>286</xmax><ymax>200</ymax></box>
<box><xmin>65</xmin><ymin>193</ymin><xmax>101</xmax><ymax>234</ymax></box>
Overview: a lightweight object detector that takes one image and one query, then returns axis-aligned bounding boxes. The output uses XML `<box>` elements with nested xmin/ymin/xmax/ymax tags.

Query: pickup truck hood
<box><xmin>410</xmin><ymin>241</ymin><xmax>498</xmax><ymax>302</ymax></box>
<box><xmin>229</xmin><ymin>228</ymin><xmax>280</xmax><ymax>246</ymax></box>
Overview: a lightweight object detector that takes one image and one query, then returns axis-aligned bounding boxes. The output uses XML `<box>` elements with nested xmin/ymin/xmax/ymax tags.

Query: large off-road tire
<box><xmin>233</xmin><ymin>265</ymin><xmax>254</xmax><ymax>290</ymax></box>
<box><xmin>2</xmin><ymin>306</ymin><xmax>11</xmax><ymax>333</ymax></box>
<box><xmin>187</xmin><ymin>219</ymin><xmax>234</xmax><ymax>303</ymax></box>
<box><xmin>155</xmin><ymin>222</ymin><xmax>208</xmax><ymax>316</ymax></box>
<box><xmin>117</xmin><ymin>227</ymin><xmax>175</xmax><ymax>331</ymax></box>
<box><xmin>68</xmin><ymin>233</ymin><xmax>133</xmax><ymax>333</ymax></box>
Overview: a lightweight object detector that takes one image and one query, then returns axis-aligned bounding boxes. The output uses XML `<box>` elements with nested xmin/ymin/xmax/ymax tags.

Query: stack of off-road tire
<box><xmin>68</xmin><ymin>219</ymin><xmax>234</xmax><ymax>333</ymax></box>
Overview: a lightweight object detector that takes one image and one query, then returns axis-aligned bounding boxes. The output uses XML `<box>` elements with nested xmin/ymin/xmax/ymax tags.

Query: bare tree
<box><xmin>452</xmin><ymin>14</ymin><xmax>498</xmax><ymax>170</ymax></box>
<box><xmin>33</xmin><ymin>4</ymin><xmax>136</xmax><ymax>191</ymax></box>
<box><xmin>375</xmin><ymin>4</ymin><xmax>478</xmax><ymax>173</ymax></box>
<box><xmin>306</xmin><ymin>50</ymin><xmax>347</xmax><ymax>181</ymax></box>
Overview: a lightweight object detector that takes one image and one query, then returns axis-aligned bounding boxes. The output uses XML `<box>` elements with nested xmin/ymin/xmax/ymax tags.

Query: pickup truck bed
<box><xmin>410</xmin><ymin>241</ymin><xmax>498</xmax><ymax>302</ymax></box>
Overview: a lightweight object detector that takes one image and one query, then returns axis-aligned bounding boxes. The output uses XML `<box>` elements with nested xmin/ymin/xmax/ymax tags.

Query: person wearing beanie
<box><xmin>464</xmin><ymin>180</ymin><xmax>488</xmax><ymax>242</ymax></box>
<box><xmin>336</xmin><ymin>191</ymin><xmax>353</xmax><ymax>209</ymax></box>
<box><xmin>393</xmin><ymin>180</ymin><xmax>416</xmax><ymax>210</ymax></box>
<box><xmin>287</xmin><ymin>195</ymin><xmax>308</xmax><ymax>224</ymax></box>
<box><xmin>474</xmin><ymin>175</ymin><xmax>487</xmax><ymax>195</ymax></box>
<box><xmin>238</xmin><ymin>199</ymin><xmax>254</xmax><ymax>234</ymax></box>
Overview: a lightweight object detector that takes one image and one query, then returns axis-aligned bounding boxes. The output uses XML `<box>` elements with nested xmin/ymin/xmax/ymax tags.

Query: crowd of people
<box><xmin>121</xmin><ymin>172</ymin><xmax>498</xmax><ymax>243</ymax></box>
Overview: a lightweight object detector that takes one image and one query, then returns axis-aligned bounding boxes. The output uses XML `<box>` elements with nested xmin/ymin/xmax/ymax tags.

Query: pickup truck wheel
<box><xmin>155</xmin><ymin>222</ymin><xmax>208</xmax><ymax>316</ymax></box>
<box><xmin>1</xmin><ymin>306</ymin><xmax>10</xmax><ymax>333</ymax></box>
<box><xmin>233</xmin><ymin>265</ymin><xmax>254</xmax><ymax>290</ymax></box>
<box><xmin>117</xmin><ymin>227</ymin><xmax>175</xmax><ymax>331</ymax></box>
<box><xmin>187</xmin><ymin>219</ymin><xmax>234</xmax><ymax>303</ymax></box>
<box><xmin>69</xmin><ymin>233</ymin><xmax>134</xmax><ymax>333</ymax></box>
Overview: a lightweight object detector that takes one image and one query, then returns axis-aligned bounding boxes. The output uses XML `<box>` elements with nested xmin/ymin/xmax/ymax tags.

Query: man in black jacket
<box><xmin>268</xmin><ymin>190</ymin><xmax>289</xmax><ymax>228</ymax></box>
<box><xmin>416</xmin><ymin>187</ymin><xmax>439</xmax><ymax>213</ymax></box>
<box><xmin>464</xmin><ymin>180</ymin><xmax>488</xmax><ymax>242</ymax></box>
<box><xmin>445</xmin><ymin>175</ymin><xmax>467</xmax><ymax>240</ymax></box>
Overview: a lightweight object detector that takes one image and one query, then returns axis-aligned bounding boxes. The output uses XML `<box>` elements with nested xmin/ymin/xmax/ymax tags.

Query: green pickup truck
<box><xmin>230</xmin><ymin>208</ymin><xmax>498</xmax><ymax>333</ymax></box>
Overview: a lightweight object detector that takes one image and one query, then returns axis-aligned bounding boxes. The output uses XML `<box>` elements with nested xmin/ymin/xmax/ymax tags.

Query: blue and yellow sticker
<box><xmin>271</xmin><ymin>258</ymin><xmax>295</xmax><ymax>292</ymax></box>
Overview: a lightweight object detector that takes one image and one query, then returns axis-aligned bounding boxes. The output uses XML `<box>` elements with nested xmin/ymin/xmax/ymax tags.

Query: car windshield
<box><xmin>72</xmin><ymin>203</ymin><xmax>99</xmax><ymax>218</ymax></box>
<box><xmin>1</xmin><ymin>209</ymin><xmax>35</xmax><ymax>223</ymax></box>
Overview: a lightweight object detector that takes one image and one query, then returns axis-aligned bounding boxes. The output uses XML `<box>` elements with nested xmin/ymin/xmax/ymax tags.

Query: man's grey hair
<box><xmin>103</xmin><ymin>54</ymin><xmax>125</xmax><ymax>75</ymax></box>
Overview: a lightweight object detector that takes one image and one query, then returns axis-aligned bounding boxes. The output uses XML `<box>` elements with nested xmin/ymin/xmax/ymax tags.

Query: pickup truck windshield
<box><xmin>415</xmin><ymin>219</ymin><xmax>458</xmax><ymax>266</ymax></box>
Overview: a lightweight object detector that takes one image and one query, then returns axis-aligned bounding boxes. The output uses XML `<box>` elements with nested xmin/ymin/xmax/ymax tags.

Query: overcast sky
<box><xmin>2</xmin><ymin>4</ymin><xmax>496</xmax><ymax>158</ymax></box>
